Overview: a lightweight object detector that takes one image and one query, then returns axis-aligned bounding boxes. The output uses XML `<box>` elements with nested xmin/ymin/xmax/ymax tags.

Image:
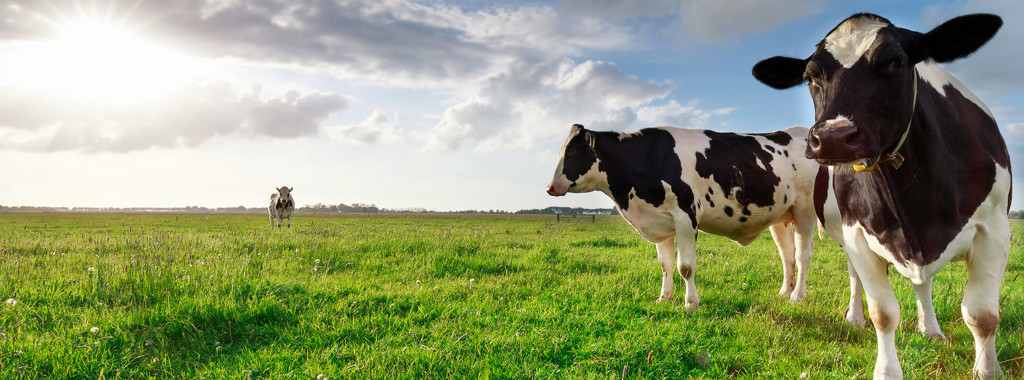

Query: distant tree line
<box><xmin>1012</xmin><ymin>210</ymin><xmax>1024</xmax><ymax>219</ymax></box>
<box><xmin>514</xmin><ymin>206</ymin><xmax>617</xmax><ymax>215</ymax></box>
<box><xmin>299</xmin><ymin>203</ymin><xmax>381</xmax><ymax>213</ymax></box>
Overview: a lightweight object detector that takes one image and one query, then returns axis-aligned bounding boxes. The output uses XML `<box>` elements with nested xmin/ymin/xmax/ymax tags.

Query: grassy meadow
<box><xmin>0</xmin><ymin>213</ymin><xmax>1021</xmax><ymax>379</ymax></box>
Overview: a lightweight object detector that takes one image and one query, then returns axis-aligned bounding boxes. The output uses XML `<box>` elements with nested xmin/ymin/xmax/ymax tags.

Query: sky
<box><xmin>0</xmin><ymin>0</ymin><xmax>1021</xmax><ymax>211</ymax></box>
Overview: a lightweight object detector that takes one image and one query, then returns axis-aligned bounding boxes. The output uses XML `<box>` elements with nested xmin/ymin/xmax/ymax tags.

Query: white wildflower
<box><xmin>90</xmin><ymin>327</ymin><xmax>100</xmax><ymax>334</ymax></box>
<box><xmin>88</xmin><ymin>267</ymin><xmax>96</xmax><ymax>272</ymax></box>
<box><xmin>5</xmin><ymin>298</ymin><xmax>16</xmax><ymax>306</ymax></box>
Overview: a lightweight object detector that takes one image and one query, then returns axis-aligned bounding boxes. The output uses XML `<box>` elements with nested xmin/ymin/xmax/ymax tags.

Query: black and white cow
<box><xmin>269</xmin><ymin>186</ymin><xmax>295</xmax><ymax>230</ymax></box>
<box><xmin>546</xmin><ymin>124</ymin><xmax>822</xmax><ymax>311</ymax></box>
<box><xmin>753</xmin><ymin>13</ymin><xmax>1010</xmax><ymax>379</ymax></box>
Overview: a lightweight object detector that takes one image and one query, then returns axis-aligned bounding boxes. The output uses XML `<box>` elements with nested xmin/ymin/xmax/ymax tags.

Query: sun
<box><xmin>4</xmin><ymin>9</ymin><xmax>204</xmax><ymax>104</ymax></box>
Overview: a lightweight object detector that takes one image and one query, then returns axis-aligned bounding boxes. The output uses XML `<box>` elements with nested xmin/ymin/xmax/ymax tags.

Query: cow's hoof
<box><xmin>966</xmin><ymin>364</ymin><xmax>999</xmax><ymax>378</ymax></box>
<box><xmin>845</xmin><ymin>308</ymin><xmax>869</xmax><ymax>328</ymax></box>
<box><xmin>778</xmin><ymin>284</ymin><xmax>794</xmax><ymax>297</ymax></box>
<box><xmin>788</xmin><ymin>290</ymin><xmax>806</xmax><ymax>303</ymax></box>
<box><xmin>684</xmin><ymin>299</ymin><xmax>700</xmax><ymax>312</ymax></box>
<box><xmin>873</xmin><ymin>369</ymin><xmax>903</xmax><ymax>380</ymax></box>
<box><xmin>656</xmin><ymin>295</ymin><xmax>673</xmax><ymax>303</ymax></box>
<box><xmin>971</xmin><ymin>367</ymin><xmax>1001</xmax><ymax>380</ymax></box>
<box><xmin>921</xmin><ymin>330</ymin><xmax>947</xmax><ymax>341</ymax></box>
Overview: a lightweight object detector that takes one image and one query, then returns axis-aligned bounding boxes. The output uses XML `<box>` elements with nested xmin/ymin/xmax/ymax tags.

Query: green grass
<box><xmin>0</xmin><ymin>213</ymin><xmax>1021</xmax><ymax>379</ymax></box>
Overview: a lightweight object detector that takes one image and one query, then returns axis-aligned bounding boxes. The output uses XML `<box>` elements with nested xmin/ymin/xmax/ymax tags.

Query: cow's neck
<box><xmin>834</xmin><ymin>80</ymin><xmax>1004</xmax><ymax>265</ymax></box>
<box><xmin>588</xmin><ymin>132</ymin><xmax>617</xmax><ymax>197</ymax></box>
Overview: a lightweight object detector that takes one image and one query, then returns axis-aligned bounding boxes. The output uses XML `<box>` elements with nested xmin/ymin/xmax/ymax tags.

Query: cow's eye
<box><xmin>803</xmin><ymin>73</ymin><xmax>820</xmax><ymax>90</ymax></box>
<box><xmin>887</xmin><ymin>58</ymin><xmax>906</xmax><ymax>73</ymax></box>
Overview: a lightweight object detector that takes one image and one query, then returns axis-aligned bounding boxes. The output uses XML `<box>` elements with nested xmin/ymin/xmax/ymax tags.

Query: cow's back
<box><xmin>664</xmin><ymin>126</ymin><xmax>817</xmax><ymax>244</ymax></box>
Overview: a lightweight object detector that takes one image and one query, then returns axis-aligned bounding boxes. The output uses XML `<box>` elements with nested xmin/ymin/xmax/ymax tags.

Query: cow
<box><xmin>752</xmin><ymin>13</ymin><xmax>1010</xmax><ymax>379</ymax></box>
<box><xmin>269</xmin><ymin>186</ymin><xmax>295</xmax><ymax>230</ymax></box>
<box><xmin>546</xmin><ymin>124</ymin><xmax>824</xmax><ymax>311</ymax></box>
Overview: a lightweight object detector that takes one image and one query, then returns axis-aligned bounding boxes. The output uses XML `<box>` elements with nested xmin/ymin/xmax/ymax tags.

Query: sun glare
<box><xmin>7</xmin><ymin>19</ymin><xmax>202</xmax><ymax>104</ymax></box>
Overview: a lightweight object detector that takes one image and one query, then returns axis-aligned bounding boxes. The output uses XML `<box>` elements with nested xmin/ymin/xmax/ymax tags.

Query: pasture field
<box><xmin>0</xmin><ymin>213</ymin><xmax>1021</xmax><ymax>379</ymax></box>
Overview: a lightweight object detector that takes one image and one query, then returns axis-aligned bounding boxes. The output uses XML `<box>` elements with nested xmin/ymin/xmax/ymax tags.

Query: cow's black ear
<box><xmin>925</xmin><ymin>13</ymin><xmax>1001</xmax><ymax>63</ymax></box>
<box><xmin>752</xmin><ymin>56</ymin><xmax>808</xmax><ymax>89</ymax></box>
<box><xmin>289</xmin><ymin>187</ymin><xmax>294</xmax><ymax>192</ymax></box>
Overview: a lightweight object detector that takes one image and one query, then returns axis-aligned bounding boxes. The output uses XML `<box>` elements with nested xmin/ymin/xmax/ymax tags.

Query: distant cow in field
<box><xmin>546</xmin><ymin>124</ymin><xmax>822</xmax><ymax>311</ymax></box>
<box><xmin>753</xmin><ymin>13</ymin><xmax>1010</xmax><ymax>379</ymax></box>
<box><xmin>269</xmin><ymin>186</ymin><xmax>295</xmax><ymax>230</ymax></box>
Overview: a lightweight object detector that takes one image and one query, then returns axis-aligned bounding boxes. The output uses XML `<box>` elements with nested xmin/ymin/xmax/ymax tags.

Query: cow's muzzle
<box><xmin>546</xmin><ymin>183</ymin><xmax>567</xmax><ymax>196</ymax></box>
<box><xmin>806</xmin><ymin>121</ymin><xmax>872</xmax><ymax>165</ymax></box>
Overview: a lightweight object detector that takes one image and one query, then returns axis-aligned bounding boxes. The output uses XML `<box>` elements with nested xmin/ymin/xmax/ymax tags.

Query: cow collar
<box><xmin>847</xmin><ymin>69</ymin><xmax>921</xmax><ymax>173</ymax></box>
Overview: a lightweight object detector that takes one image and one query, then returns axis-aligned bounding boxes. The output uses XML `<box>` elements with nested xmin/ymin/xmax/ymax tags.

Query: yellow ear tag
<box><xmin>587</xmin><ymin>134</ymin><xmax>595</xmax><ymax>149</ymax></box>
<box><xmin>853</xmin><ymin>164</ymin><xmax>876</xmax><ymax>172</ymax></box>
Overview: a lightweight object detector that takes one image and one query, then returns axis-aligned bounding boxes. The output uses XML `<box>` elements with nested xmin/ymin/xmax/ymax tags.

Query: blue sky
<box><xmin>0</xmin><ymin>0</ymin><xmax>1020</xmax><ymax>211</ymax></box>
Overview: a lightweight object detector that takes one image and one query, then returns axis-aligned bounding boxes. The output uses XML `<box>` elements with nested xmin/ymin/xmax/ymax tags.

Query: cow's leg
<box><xmin>912</xmin><ymin>278</ymin><xmax>945</xmax><ymax>340</ymax></box>
<box><xmin>655</xmin><ymin>239</ymin><xmax>676</xmax><ymax>302</ymax></box>
<box><xmin>286</xmin><ymin>215</ymin><xmax>292</xmax><ymax>229</ymax></box>
<box><xmin>845</xmin><ymin>257</ymin><xmax>868</xmax><ymax>327</ymax></box>
<box><xmin>789</xmin><ymin>213</ymin><xmax>815</xmax><ymax>302</ymax></box>
<box><xmin>846</xmin><ymin>234</ymin><xmax>902</xmax><ymax>379</ymax></box>
<box><xmin>675</xmin><ymin>225</ymin><xmax>699</xmax><ymax>312</ymax></box>
<box><xmin>269</xmin><ymin>214</ymin><xmax>275</xmax><ymax>229</ymax></box>
<box><xmin>768</xmin><ymin>222</ymin><xmax>796</xmax><ymax>298</ymax></box>
<box><xmin>963</xmin><ymin>225</ymin><xmax>1008</xmax><ymax>379</ymax></box>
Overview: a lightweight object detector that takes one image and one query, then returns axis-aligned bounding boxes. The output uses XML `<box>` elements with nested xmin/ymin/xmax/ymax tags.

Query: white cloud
<box><xmin>0</xmin><ymin>0</ymin><xmax>631</xmax><ymax>89</ymax></box>
<box><xmin>326</xmin><ymin>110</ymin><xmax>403</xmax><ymax>145</ymax></box>
<box><xmin>424</xmin><ymin>58</ymin><xmax>732</xmax><ymax>152</ymax></box>
<box><xmin>0</xmin><ymin>80</ymin><xmax>349</xmax><ymax>152</ymax></box>
<box><xmin>425</xmin><ymin>58</ymin><xmax>675</xmax><ymax>152</ymax></box>
<box><xmin>637</xmin><ymin>100</ymin><xmax>736</xmax><ymax>128</ymax></box>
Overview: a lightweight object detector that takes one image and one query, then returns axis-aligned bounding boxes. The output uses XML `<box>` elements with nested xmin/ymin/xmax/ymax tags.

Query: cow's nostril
<box><xmin>807</xmin><ymin>132</ymin><xmax>822</xmax><ymax>151</ymax></box>
<box><xmin>834</xmin><ymin>126</ymin><xmax>860</xmax><ymax>148</ymax></box>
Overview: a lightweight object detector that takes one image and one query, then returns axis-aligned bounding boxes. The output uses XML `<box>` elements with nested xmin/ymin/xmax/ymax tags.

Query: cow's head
<box><xmin>546</xmin><ymin>124</ymin><xmax>602</xmax><ymax>196</ymax></box>
<box><xmin>276</xmin><ymin>186</ymin><xmax>293</xmax><ymax>203</ymax></box>
<box><xmin>752</xmin><ymin>13</ymin><xmax>1001</xmax><ymax>169</ymax></box>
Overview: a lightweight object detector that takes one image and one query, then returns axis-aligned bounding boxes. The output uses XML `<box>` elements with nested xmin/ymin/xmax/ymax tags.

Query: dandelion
<box><xmin>315</xmin><ymin>259</ymin><xmax>321</xmax><ymax>264</ymax></box>
<box><xmin>5</xmin><ymin>298</ymin><xmax>15</xmax><ymax>306</ymax></box>
<box><xmin>90</xmin><ymin>327</ymin><xmax>100</xmax><ymax>334</ymax></box>
<box><xmin>317</xmin><ymin>374</ymin><xmax>327</xmax><ymax>380</ymax></box>
<box><xmin>469</xmin><ymin>278</ymin><xmax>476</xmax><ymax>284</ymax></box>
<box><xmin>88</xmin><ymin>267</ymin><xmax>96</xmax><ymax>272</ymax></box>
